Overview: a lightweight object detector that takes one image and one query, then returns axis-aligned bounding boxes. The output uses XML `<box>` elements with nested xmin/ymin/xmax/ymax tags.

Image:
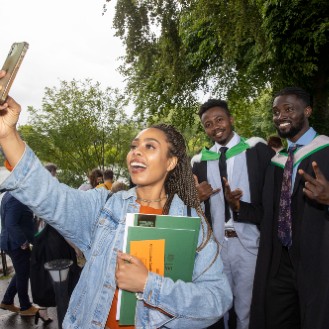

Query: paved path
<box><xmin>0</xmin><ymin>255</ymin><xmax>59</xmax><ymax>329</ymax></box>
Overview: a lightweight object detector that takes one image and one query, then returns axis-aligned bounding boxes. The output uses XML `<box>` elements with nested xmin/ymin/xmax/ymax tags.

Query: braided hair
<box><xmin>151</xmin><ymin>123</ymin><xmax>214</xmax><ymax>253</ymax></box>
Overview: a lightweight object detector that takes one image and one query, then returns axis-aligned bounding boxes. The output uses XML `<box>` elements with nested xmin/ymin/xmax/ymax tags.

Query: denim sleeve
<box><xmin>135</xmin><ymin>219</ymin><xmax>233</xmax><ymax>329</ymax></box>
<box><xmin>0</xmin><ymin>145</ymin><xmax>109</xmax><ymax>252</ymax></box>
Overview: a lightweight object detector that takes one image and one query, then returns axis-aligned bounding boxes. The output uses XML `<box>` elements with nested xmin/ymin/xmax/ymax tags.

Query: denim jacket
<box><xmin>0</xmin><ymin>146</ymin><xmax>232</xmax><ymax>329</ymax></box>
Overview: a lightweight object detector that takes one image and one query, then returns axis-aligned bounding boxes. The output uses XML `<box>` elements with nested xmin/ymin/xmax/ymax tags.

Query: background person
<box><xmin>0</xmin><ymin>192</ymin><xmax>39</xmax><ymax>316</ymax></box>
<box><xmin>78</xmin><ymin>168</ymin><xmax>104</xmax><ymax>191</ymax></box>
<box><xmin>97</xmin><ymin>169</ymin><xmax>114</xmax><ymax>190</ymax></box>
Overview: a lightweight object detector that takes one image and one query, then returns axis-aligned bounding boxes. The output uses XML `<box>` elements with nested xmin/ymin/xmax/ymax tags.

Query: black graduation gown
<box><xmin>249</xmin><ymin>146</ymin><xmax>329</xmax><ymax>329</ymax></box>
<box><xmin>30</xmin><ymin>224</ymin><xmax>82</xmax><ymax>307</ymax></box>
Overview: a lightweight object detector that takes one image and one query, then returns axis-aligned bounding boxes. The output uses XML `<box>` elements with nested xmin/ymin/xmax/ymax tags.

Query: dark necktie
<box><xmin>278</xmin><ymin>145</ymin><xmax>297</xmax><ymax>247</ymax></box>
<box><xmin>219</xmin><ymin>147</ymin><xmax>230</xmax><ymax>222</ymax></box>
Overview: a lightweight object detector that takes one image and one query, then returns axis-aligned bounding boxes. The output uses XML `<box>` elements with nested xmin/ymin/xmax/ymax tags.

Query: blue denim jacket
<box><xmin>0</xmin><ymin>146</ymin><xmax>232</xmax><ymax>329</ymax></box>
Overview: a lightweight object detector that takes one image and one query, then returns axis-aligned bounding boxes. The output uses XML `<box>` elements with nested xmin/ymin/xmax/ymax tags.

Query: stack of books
<box><xmin>118</xmin><ymin>213</ymin><xmax>201</xmax><ymax>325</ymax></box>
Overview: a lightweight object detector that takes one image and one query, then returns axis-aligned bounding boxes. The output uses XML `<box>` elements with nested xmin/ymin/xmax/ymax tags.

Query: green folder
<box><xmin>119</xmin><ymin>214</ymin><xmax>200</xmax><ymax>325</ymax></box>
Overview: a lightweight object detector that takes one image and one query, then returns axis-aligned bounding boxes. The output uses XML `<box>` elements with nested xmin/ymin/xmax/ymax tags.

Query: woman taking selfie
<box><xmin>0</xmin><ymin>71</ymin><xmax>232</xmax><ymax>329</ymax></box>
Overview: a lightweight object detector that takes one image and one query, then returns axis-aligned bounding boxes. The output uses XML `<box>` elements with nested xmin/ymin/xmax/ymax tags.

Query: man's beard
<box><xmin>276</xmin><ymin>116</ymin><xmax>305</xmax><ymax>139</ymax></box>
<box><xmin>277</xmin><ymin>125</ymin><xmax>302</xmax><ymax>139</ymax></box>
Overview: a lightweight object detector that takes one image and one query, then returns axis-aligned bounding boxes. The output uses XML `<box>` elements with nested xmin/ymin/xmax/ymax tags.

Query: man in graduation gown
<box><xmin>192</xmin><ymin>99</ymin><xmax>274</xmax><ymax>329</ymax></box>
<box><xmin>249</xmin><ymin>87</ymin><xmax>329</xmax><ymax>329</ymax></box>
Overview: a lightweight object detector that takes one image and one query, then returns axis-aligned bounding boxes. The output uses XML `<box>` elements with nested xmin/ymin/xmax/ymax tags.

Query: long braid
<box><xmin>151</xmin><ymin>123</ymin><xmax>215</xmax><ymax>253</ymax></box>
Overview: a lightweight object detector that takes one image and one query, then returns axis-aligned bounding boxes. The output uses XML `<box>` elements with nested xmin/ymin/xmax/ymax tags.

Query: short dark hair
<box><xmin>45</xmin><ymin>163</ymin><xmax>57</xmax><ymax>173</ymax></box>
<box><xmin>267</xmin><ymin>136</ymin><xmax>283</xmax><ymax>149</ymax></box>
<box><xmin>103</xmin><ymin>169</ymin><xmax>114</xmax><ymax>181</ymax></box>
<box><xmin>198</xmin><ymin>99</ymin><xmax>231</xmax><ymax>118</ymax></box>
<box><xmin>274</xmin><ymin>87</ymin><xmax>311</xmax><ymax>107</ymax></box>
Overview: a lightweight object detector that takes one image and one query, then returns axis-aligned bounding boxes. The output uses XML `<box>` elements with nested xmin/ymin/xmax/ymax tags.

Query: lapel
<box><xmin>231</xmin><ymin>151</ymin><xmax>245</xmax><ymax>190</ymax></box>
<box><xmin>198</xmin><ymin>161</ymin><xmax>208</xmax><ymax>183</ymax></box>
<box><xmin>292</xmin><ymin>154</ymin><xmax>312</xmax><ymax>196</ymax></box>
<box><xmin>271</xmin><ymin>135</ymin><xmax>329</xmax><ymax>168</ymax></box>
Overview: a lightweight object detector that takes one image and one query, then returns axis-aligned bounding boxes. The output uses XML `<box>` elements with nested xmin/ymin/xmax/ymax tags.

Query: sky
<box><xmin>0</xmin><ymin>0</ymin><xmax>126</xmax><ymax>125</ymax></box>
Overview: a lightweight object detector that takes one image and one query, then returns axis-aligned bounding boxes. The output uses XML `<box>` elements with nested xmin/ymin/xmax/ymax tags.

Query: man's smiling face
<box><xmin>272</xmin><ymin>94</ymin><xmax>311</xmax><ymax>142</ymax></box>
<box><xmin>201</xmin><ymin>106</ymin><xmax>234</xmax><ymax>146</ymax></box>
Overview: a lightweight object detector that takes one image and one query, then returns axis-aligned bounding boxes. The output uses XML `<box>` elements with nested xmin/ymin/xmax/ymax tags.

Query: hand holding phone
<box><xmin>0</xmin><ymin>42</ymin><xmax>29</xmax><ymax>105</ymax></box>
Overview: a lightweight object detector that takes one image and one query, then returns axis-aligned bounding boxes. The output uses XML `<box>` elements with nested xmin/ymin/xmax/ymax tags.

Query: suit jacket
<box><xmin>192</xmin><ymin>141</ymin><xmax>274</xmax><ymax>254</ymax></box>
<box><xmin>249</xmin><ymin>145</ymin><xmax>329</xmax><ymax>329</ymax></box>
<box><xmin>0</xmin><ymin>192</ymin><xmax>35</xmax><ymax>251</ymax></box>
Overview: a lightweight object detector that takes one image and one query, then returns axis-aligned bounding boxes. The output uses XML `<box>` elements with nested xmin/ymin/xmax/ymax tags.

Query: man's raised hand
<box><xmin>298</xmin><ymin>161</ymin><xmax>329</xmax><ymax>205</ymax></box>
<box><xmin>193</xmin><ymin>174</ymin><xmax>220</xmax><ymax>202</ymax></box>
<box><xmin>223</xmin><ymin>177</ymin><xmax>243</xmax><ymax>212</ymax></box>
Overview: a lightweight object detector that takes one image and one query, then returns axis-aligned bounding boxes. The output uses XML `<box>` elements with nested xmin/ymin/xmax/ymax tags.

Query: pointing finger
<box><xmin>298</xmin><ymin>168</ymin><xmax>316</xmax><ymax>185</ymax></box>
<box><xmin>312</xmin><ymin>161</ymin><xmax>326</xmax><ymax>181</ymax></box>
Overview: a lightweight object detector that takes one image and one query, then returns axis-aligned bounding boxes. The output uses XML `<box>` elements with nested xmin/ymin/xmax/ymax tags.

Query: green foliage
<box><xmin>260</xmin><ymin>0</ymin><xmax>329</xmax><ymax>83</ymax></box>
<box><xmin>109</xmin><ymin>0</ymin><xmax>329</xmax><ymax>136</ymax></box>
<box><xmin>112</xmin><ymin>0</ymin><xmax>202</xmax><ymax>128</ymax></box>
<box><xmin>230</xmin><ymin>88</ymin><xmax>276</xmax><ymax>139</ymax></box>
<box><xmin>147</xmin><ymin>106</ymin><xmax>210</xmax><ymax>155</ymax></box>
<box><xmin>259</xmin><ymin>0</ymin><xmax>329</xmax><ymax>134</ymax></box>
<box><xmin>19</xmin><ymin>79</ymin><xmax>140</xmax><ymax>187</ymax></box>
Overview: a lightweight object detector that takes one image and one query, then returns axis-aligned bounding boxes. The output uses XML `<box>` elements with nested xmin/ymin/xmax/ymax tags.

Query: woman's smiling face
<box><xmin>127</xmin><ymin>128</ymin><xmax>177</xmax><ymax>188</ymax></box>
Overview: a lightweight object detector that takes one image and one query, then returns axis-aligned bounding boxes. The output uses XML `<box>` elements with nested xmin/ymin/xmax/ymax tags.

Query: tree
<box><xmin>260</xmin><ymin>0</ymin><xmax>329</xmax><ymax>133</ymax></box>
<box><xmin>109</xmin><ymin>0</ymin><xmax>329</xmax><ymax>135</ymax></box>
<box><xmin>19</xmin><ymin>79</ymin><xmax>140</xmax><ymax>187</ymax></box>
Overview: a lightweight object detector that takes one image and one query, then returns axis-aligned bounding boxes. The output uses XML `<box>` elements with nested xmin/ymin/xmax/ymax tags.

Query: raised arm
<box><xmin>0</xmin><ymin>70</ymin><xmax>110</xmax><ymax>253</ymax></box>
<box><xmin>0</xmin><ymin>70</ymin><xmax>25</xmax><ymax>166</ymax></box>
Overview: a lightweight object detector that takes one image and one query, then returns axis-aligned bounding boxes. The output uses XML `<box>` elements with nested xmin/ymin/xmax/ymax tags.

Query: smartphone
<box><xmin>0</xmin><ymin>42</ymin><xmax>29</xmax><ymax>105</ymax></box>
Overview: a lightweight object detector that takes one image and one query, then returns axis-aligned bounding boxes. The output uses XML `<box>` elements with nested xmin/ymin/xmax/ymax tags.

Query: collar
<box><xmin>287</xmin><ymin>127</ymin><xmax>316</xmax><ymax>149</ymax></box>
<box><xmin>271</xmin><ymin>134</ymin><xmax>329</xmax><ymax>168</ymax></box>
<box><xmin>191</xmin><ymin>136</ymin><xmax>266</xmax><ymax>163</ymax></box>
<box><xmin>215</xmin><ymin>132</ymin><xmax>240</xmax><ymax>152</ymax></box>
